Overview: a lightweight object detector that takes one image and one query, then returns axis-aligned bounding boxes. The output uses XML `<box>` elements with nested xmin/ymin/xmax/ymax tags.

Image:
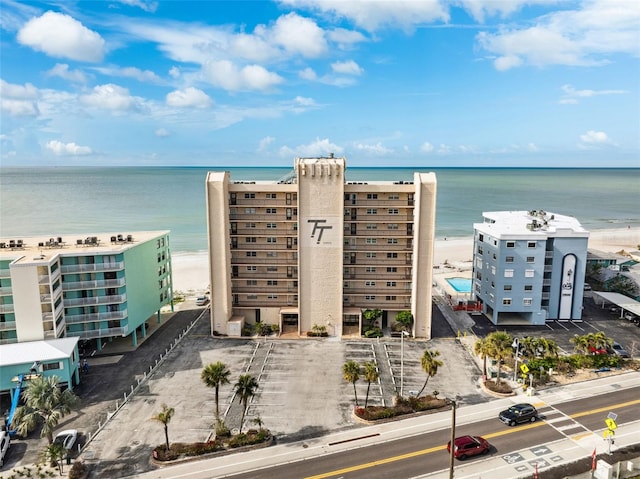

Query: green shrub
<box><xmin>363</xmin><ymin>327</ymin><xmax>383</xmax><ymax>338</ymax></box>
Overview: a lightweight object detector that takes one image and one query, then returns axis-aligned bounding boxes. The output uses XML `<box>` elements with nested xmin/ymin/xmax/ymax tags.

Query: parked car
<box><xmin>609</xmin><ymin>342</ymin><xmax>630</xmax><ymax>358</ymax></box>
<box><xmin>0</xmin><ymin>431</ymin><xmax>10</xmax><ymax>467</ymax></box>
<box><xmin>53</xmin><ymin>429</ymin><xmax>78</xmax><ymax>451</ymax></box>
<box><xmin>589</xmin><ymin>346</ymin><xmax>608</xmax><ymax>355</ymax></box>
<box><xmin>498</xmin><ymin>403</ymin><xmax>538</xmax><ymax>426</ymax></box>
<box><xmin>447</xmin><ymin>435</ymin><xmax>490</xmax><ymax>460</ymax></box>
<box><xmin>195</xmin><ymin>296</ymin><xmax>209</xmax><ymax>306</ymax></box>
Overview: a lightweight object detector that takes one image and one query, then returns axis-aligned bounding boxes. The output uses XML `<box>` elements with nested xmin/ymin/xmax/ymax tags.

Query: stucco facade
<box><xmin>206</xmin><ymin>157</ymin><xmax>437</xmax><ymax>339</ymax></box>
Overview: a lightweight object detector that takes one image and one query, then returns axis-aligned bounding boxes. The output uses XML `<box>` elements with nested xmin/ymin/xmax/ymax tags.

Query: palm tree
<box><xmin>485</xmin><ymin>331</ymin><xmax>513</xmax><ymax>386</ymax></box>
<box><xmin>43</xmin><ymin>442</ymin><xmax>67</xmax><ymax>473</ymax></box>
<box><xmin>362</xmin><ymin>362</ymin><xmax>379</xmax><ymax>408</ymax></box>
<box><xmin>11</xmin><ymin>375</ymin><xmax>79</xmax><ymax>444</ymax></box>
<box><xmin>474</xmin><ymin>337</ymin><xmax>491</xmax><ymax>379</ymax></box>
<box><xmin>150</xmin><ymin>403</ymin><xmax>175</xmax><ymax>452</ymax></box>
<box><xmin>417</xmin><ymin>349</ymin><xmax>443</xmax><ymax>397</ymax></box>
<box><xmin>570</xmin><ymin>333</ymin><xmax>591</xmax><ymax>355</ymax></box>
<box><xmin>201</xmin><ymin>362</ymin><xmax>231</xmax><ymax>426</ymax></box>
<box><xmin>234</xmin><ymin>374</ymin><xmax>259</xmax><ymax>434</ymax></box>
<box><xmin>342</xmin><ymin>360</ymin><xmax>361</xmax><ymax>406</ymax></box>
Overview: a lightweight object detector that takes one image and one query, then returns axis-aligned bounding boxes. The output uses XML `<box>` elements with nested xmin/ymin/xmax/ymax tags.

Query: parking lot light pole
<box><xmin>400</xmin><ymin>330</ymin><xmax>409</xmax><ymax>397</ymax></box>
<box><xmin>449</xmin><ymin>399</ymin><xmax>457</xmax><ymax>479</ymax></box>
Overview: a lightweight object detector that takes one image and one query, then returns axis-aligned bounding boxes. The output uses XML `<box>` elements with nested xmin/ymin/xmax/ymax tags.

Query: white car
<box><xmin>0</xmin><ymin>431</ymin><xmax>10</xmax><ymax>467</ymax></box>
<box><xmin>195</xmin><ymin>296</ymin><xmax>209</xmax><ymax>306</ymax></box>
<box><xmin>53</xmin><ymin>429</ymin><xmax>78</xmax><ymax>451</ymax></box>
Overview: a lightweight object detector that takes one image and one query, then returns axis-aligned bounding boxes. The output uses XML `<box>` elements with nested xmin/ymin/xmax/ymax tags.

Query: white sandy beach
<box><xmin>171</xmin><ymin>227</ymin><xmax>640</xmax><ymax>295</ymax></box>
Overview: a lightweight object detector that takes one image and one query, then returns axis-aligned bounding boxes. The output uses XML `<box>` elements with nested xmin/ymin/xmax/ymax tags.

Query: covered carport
<box><xmin>592</xmin><ymin>291</ymin><xmax>640</xmax><ymax>319</ymax></box>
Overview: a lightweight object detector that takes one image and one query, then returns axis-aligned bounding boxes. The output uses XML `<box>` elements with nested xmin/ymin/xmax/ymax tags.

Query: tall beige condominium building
<box><xmin>206</xmin><ymin>157</ymin><xmax>437</xmax><ymax>339</ymax></box>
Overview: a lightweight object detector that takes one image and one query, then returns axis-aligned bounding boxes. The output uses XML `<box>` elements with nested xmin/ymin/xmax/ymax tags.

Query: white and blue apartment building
<box><xmin>0</xmin><ymin>231</ymin><xmax>173</xmax><ymax>394</ymax></box>
<box><xmin>472</xmin><ymin>210</ymin><xmax>588</xmax><ymax>325</ymax></box>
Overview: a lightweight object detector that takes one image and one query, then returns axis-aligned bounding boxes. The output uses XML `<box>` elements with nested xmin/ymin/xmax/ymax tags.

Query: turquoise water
<box><xmin>1</xmin><ymin>167</ymin><xmax>638</xmax><ymax>253</ymax></box>
<box><xmin>446</xmin><ymin>278</ymin><xmax>473</xmax><ymax>293</ymax></box>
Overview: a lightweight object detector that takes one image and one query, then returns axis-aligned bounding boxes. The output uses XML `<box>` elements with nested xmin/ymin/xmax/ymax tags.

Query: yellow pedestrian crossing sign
<box><xmin>520</xmin><ymin>363</ymin><xmax>530</xmax><ymax>374</ymax></box>
<box><xmin>605</xmin><ymin>418</ymin><xmax>617</xmax><ymax>430</ymax></box>
<box><xmin>603</xmin><ymin>429</ymin><xmax>615</xmax><ymax>438</ymax></box>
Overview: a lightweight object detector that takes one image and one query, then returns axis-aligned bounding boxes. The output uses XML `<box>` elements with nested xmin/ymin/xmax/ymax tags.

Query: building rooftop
<box><xmin>0</xmin><ymin>230</ymin><xmax>170</xmax><ymax>266</ymax></box>
<box><xmin>0</xmin><ymin>337</ymin><xmax>79</xmax><ymax>367</ymax></box>
<box><xmin>474</xmin><ymin>210</ymin><xmax>589</xmax><ymax>239</ymax></box>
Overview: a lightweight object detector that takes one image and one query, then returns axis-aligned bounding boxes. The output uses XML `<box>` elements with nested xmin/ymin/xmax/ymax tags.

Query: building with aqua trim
<box><xmin>472</xmin><ymin>210</ymin><xmax>588</xmax><ymax>325</ymax></box>
<box><xmin>0</xmin><ymin>231</ymin><xmax>173</xmax><ymax>358</ymax></box>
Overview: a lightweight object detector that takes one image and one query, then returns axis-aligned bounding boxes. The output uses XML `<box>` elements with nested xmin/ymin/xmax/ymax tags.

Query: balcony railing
<box><xmin>0</xmin><ymin>269</ymin><xmax>10</xmax><ymax>279</ymax></box>
<box><xmin>60</xmin><ymin>261</ymin><xmax>125</xmax><ymax>274</ymax></box>
<box><xmin>63</xmin><ymin>293</ymin><xmax>127</xmax><ymax>307</ymax></box>
<box><xmin>0</xmin><ymin>286</ymin><xmax>13</xmax><ymax>296</ymax></box>
<box><xmin>0</xmin><ymin>320</ymin><xmax>16</xmax><ymax>331</ymax></box>
<box><xmin>0</xmin><ymin>304</ymin><xmax>15</xmax><ymax>313</ymax></box>
<box><xmin>66</xmin><ymin>326</ymin><xmax>128</xmax><ymax>339</ymax></box>
<box><xmin>64</xmin><ymin>310</ymin><xmax>128</xmax><ymax>324</ymax></box>
<box><xmin>62</xmin><ymin>277</ymin><xmax>126</xmax><ymax>291</ymax></box>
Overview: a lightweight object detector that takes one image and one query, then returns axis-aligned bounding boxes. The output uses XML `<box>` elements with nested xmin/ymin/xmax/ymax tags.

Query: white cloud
<box><xmin>299</xmin><ymin>67</ymin><xmax>317</xmax><ymax>80</ymax></box>
<box><xmin>80</xmin><ymin>84</ymin><xmax>137</xmax><ymax>111</ymax></box>
<box><xmin>0</xmin><ymin>79</ymin><xmax>40</xmax><ymax>117</ymax></box>
<box><xmin>201</xmin><ymin>60</ymin><xmax>283</xmax><ymax>92</ymax></box>
<box><xmin>155</xmin><ymin>128</ymin><xmax>170</xmax><ymax>138</ymax></box>
<box><xmin>17</xmin><ymin>11</ymin><xmax>105</xmax><ymax>62</ymax></box>
<box><xmin>94</xmin><ymin>66</ymin><xmax>163</xmax><ymax>84</ymax></box>
<box><xmin>420</xmin><ymin>142</ymin><xmax>434</xmax><ymax>153</ymax></box>
<box><xmin>46</xmin><ymin>64</ymin><xmax>88</xmax><ymax>84</ymax></box>
<box><xmin>331</xmin><ymin>60</ymin><xmax>364</xmax><ymax>76</ymax></box>
<box><xmin>476</xmin><ymin>1</ymin><xmax>640</xmax><ymax>70</ymax></box>
<box><xmin>258</xmin><ymin>136</ymin><xmax>275</xmax><ymax>151</ymax></box>
<box><xmin>169</xmin><ymin>66</ymin><xmax>181</xmax><ymax>78</ymax></box>
<box><xmin>527</xmin><ymin>143</ymin><xmax>538</xmax><ymax>152</ymax></box>
<box><xmin>270</xmin><ymin>12</ymin><xmax>328</xmax><ymax>57</ymax></box>
<box><xmin>560</xmin><ymin>84</ymin><xmax>626</xmax><ymax>104</ymax></box>
<box><xmin>579</xmin><ymin>130</ymin><xmax>613</xmax><ymax>148</ymax></box>
<box><xmin>166</xmin><ymin>87</ymin><xmax>213</xmax><ymax>108</ymax></box>
<box><xmin>279</xmin><ymin>0</ymin><xmax>449</xmax><ymax>32</ymax></box>
<box><xmin>46</xmin><ymin>140</ymin><xmax>93</xmax><ymax>156</ymax></box>
<box><xmin>354</xmin><ymin>142</ymin><xmax>392</xmax><ymax>155</ymax></box>
<box><xmin>279</xmin><ymin>137</ymin><xmax>344</xmax><ymax>158</ymax></box>
<box><xmin>327</xmin><ymin>27</ymin><xmax>367</xmax><ymax>49</ymax></box>
<box><xmin>115</xmin><ymin>0</ymin><xmax>158</xmax><ymax>12</ymax></box>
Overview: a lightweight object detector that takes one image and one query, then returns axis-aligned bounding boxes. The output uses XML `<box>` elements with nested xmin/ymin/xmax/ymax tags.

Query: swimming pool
<box><xmin>445</xmin><ymin>277</ymin><xmax>472</xmax><ymax>293</ymax></box>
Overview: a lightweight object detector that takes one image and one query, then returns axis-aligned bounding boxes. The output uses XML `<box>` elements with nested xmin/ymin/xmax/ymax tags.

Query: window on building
<box><xmin>244</xmin><ymin>193</ymin><xmax>255</xmax><ymax>199</ymax></box>
<box><xmin>528</xmin><ymin>241</ymin><xmax>536</xmax><ymax>248</ymax></box>
<box><xmin>387</xmin><ymin>267</ymin><xmax>397</xmax><ymax>272</ymax></box>
<box><xmin>366</xmin><ymin>252</ymin><xmax>377</xmax><ymax>258</ymax></box>
<box><xmin>367</xmin><ymin>193</ymin><xmax>378</xmax><ymax>199</ymax></box>
<box><xmin>267</xmin><ymin>280</ymin><xmax>278</xmax><ymax>286</ymax></box>
<box><xmin>527</xmin><ymin>256</ymin><xmax>535</xmax><ymax>263</ymax></box>
<box><xmin>247</xmin><ymin>294</ymin><xmax>257</xmax><ymax>300</ymax></box>
<box><xmin>387</xmin><ymin>223</ymin><xmax>399</xmax><ymax>230</ymax></box>
<box><xmin>266</xmin><ymin>223</ymin><xmax>277</xmax><ymax>229</ymax></box>
<box><xmin>267</xmin><ymin>266</ymin><xmax>277</xmax><ymax>272</ymax></box>
<box><xmin>523</xmin><ymin>298</ymin><xmax>533</xmax><ymax>306</ymax></box>
<box><xmin>388</xmin><ymin>238</ymin><xmax>398</xmax><ymax>244</ymax></box>
<box><xmin>245</xmin><ymin>223</ymin><xmax>256</xmax><ymax>228</ymax></box>
<box><xmin>266</xmin><ymin>251</ymin><xmax>277</xmax><ymax>257</ymax></box>
<box><xmin>246</xmin><ymin>251</ymin><xmax>256</xmax><ymax>257</ymax></box>
<box><xmin>478</xmin><ymin>233</ymin><xmax>484</xmax><ymax>242</ymax></box>
<box><xmin>506</xmin><ymin>256</ymin><xmax>514</xmax><ymax>263</ymax></box>
<box><xmin>366</xmin><ymin>208</ymin><xmax>378</xmax><ymax>214</ymax></box>
<box><xmin>366</xmin><ymin>224</ymin><xmax>377</xmax><ymax>230</ymax></box>
<box><xmin>525</xmin><ymin>269</ymin><xmax>535</xmax><ymax>278</ymax></box>
<box><xmin>365</xmin><ymin>267</ymin><xmax>376</xmax><ymax>273</ymax></box>
<box><xmin>245</xmin><ymin>208</ymin><xmax>255</xmax><ymax>214</ymax></box>
<box><xmin>267</xmin><ymin>294</ymin><xmax>277</xmax><ymax>300</ymax></box>
<box><xmin>491</xmin><ymin>266</ymin><xmax>496</xmax><ymax>274</ymax></box>
<box><xmin>365</xmin><ymin>281</ymin><xmax>376</xmax><ymax>286</ymax></box>
<box><xmin>267</xmin><ymin>237</ymin><xmax>277</xmax><ymax>243</ymax></box>
<box><xmin>366</xmin><ymin>238</ymin><xmax>377</xmax><ymax>244</ymax></box>
<box><xmin>43</xmin><ymin>362</ymin><xmax>61</xmax><ymax>371</ymax></box>
<box><xmin>247</xmin><ymin>266</ymin><xmax>257</xmax><ymax>271</ymax></box>
<box><xmin>386</xmin><ymin>296</ymin><xmax>397</xmax><ymax>301</ymax></box>
<box><xmin>388</xmin><ymin>194</ymin><xmax>399</xmax><ymax>200</ymax></box>
<box><xmin>503</xmin><ymin>298</ymin><xmax>512</xmax><ymax>305</ymax></box>
<box><xmin>266</xmin><ymin>193</ymin><xmax>277</xmax><ymax>199</ymax></box>
<box><xmin>524</xmin><ymin>284</ymin><xmax>533</xmax><ymax>291</ymax></box>
<box><xmin>247</xmin><ymin>280</ymin><xmax>257</xmax><ymax>286</ymax></box>
<box><xmin>365</xmin><ymin>295</ymin><xmax>376</xmax><ymax>301</ymax></box>
<box><xmin>477</xmin><ymin>246</ymin><xmax>483</xmax><ymax>255</ymax></box>
<box><xmin>506</xmin><ymin>241</ymin><xmax>515</xmax><ymax>248</ymax></box>
<box><xmin>504</xmin><ymin>285</ymin><xmax>512</xmax><ymax>291</ymax></box>
<box><xmin>388</xmin><ymin>208</ymin><xmax>399</xmax><ymax>215</ymax></box>
<box><xmin>387</xmin><ymin>281</ymin><xmax>396</xmax><ymax>287</ymax></box>
<box><xmin>246</xmin><ymin>237</ymin><xmax>257</xmax><ymax>243</ymax></box>
<box><xmin>266</xmin><ymin>208</ymin><xmax>277</xmax><ymax>214</ymax></box>
<box><xmin>387</xmin><ymin>252</ymin><xmax>398</xmax><ymax>258</ymax></box>
<box><xmin>505</xmin><ymin>269</ymin><xmax>514</xmax><ymax>277</ymax></box>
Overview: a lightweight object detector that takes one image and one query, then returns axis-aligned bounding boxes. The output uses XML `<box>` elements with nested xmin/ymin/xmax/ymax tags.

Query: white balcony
<box><xmin>60</xmin><ymin>261</ymin><xmax>125</xmax><ymax>274</ymax></box>
<box><xmin>62</xmin><ymin>277</ymin><xmax>126</xmax><ymax>291</ymax></box>
<box><xmin>64</xmin><ymin>310</ymin><xmax>128</xmax><ymax>324</ymax></box>
<box><xmin>66</xmin><ymin>326</ymin><xmax>128</xmax><ymax>339</ymax></box>
<box><xmin>0</xmin><ymin>320</ymin><xmax>16</xmax><ymax>331</ymax></box>
<box><xmin>63</xmin><ymin>293</ymin><xmax>127</xmax><ymax>307</ymax></box>
<box><xmin>0</xmin><ymin>304</ymin><xmax>15</xmax><ymax>313</ymax></box>
<box><xmin>0</xmin><ymin>286</ymin><xmax>13</xmax><ymax>296</ymax></box>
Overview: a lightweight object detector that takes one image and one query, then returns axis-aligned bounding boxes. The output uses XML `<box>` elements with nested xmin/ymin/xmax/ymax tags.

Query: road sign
<box><xmin>607</xmin><ymin>412</ymin><xmax>618</xmax><ymax>421</ymax></box>
<box><xmin>605</xmin><ymin>418</ymin><xmax>618</xmax><ymax>430</ymax></box>
<box><xmin>521</xmin><ymin>363</ymin><xmax>530</xmax><ymax>374</ymax></box>
<box><xmin>603</xmin><ymin>429</ymin><xmax>615</xmax><ymax>438</ymax></box>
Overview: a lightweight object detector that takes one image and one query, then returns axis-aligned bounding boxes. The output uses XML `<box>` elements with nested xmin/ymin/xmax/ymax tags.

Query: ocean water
<box><xmin>1</xmin><ymin>167</ymin><xmax>638</xmax><ymax>253</ymax></box>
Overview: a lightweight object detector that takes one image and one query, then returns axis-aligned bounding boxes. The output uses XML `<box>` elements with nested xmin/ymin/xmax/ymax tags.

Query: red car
<box><xmin>447</xmin><ymin>435</ymin><xmax>491</xmax><ymax>460</ymax></box>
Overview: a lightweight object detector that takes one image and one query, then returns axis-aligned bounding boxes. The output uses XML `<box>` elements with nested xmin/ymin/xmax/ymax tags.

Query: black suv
<box><xmin>498</xmin><ymin>403</ymin><xmax>538</xmax><ymax>426</ymax></box>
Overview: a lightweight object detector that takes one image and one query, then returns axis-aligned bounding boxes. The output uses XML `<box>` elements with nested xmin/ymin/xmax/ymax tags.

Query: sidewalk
<box><xmin>127</xmin><ymin>371</ymin><xmax>640</xmax><ymax>479</ymax></box>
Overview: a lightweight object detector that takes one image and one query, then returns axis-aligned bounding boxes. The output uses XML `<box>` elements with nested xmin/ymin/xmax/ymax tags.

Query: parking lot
<box><xmin>1</xmin><ymin>292</ymin><xmax>638</xmax><ymax>478</ymax></box>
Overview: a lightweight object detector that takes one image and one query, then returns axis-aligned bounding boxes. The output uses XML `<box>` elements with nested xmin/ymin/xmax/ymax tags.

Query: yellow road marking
<box><xmin>303</xmin><ymin>397</ymin><xmax>640</xmax><ymax>479</ymax></box>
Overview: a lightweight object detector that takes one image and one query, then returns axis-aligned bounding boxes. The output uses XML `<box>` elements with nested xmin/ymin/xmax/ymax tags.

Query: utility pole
<box><xmin>512</xmin><ymin>338</ymin><xmax>520</xmax><ymax>382</ymax></box>
<box><xmin>449</xmin><ymin>399</ymin><xmax>457</xmax><ymax>479</ymax></box>
<box><xmin>400</xmin><ymin>330</ymin><xmax>409</xmax><ymax>397</ymax></box>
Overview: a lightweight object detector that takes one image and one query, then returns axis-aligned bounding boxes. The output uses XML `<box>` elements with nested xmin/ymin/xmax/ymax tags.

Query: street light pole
<box><xmin>449</xmin><ymin>399</ymin><xmax>457</xmax><ymax>479</ymax></box>
<box><xmin>400</xmin><ymin>330</ymin><xmax>408</xmax><ymax>397</ymax></box>
<box><xmin>512</xmin><ymin>338</ymin><xmax>520</xmax><ymax>382</ymax></box>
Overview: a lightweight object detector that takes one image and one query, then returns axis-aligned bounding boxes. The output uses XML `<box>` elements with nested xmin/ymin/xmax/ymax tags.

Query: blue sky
<box><xmin>1</xmin><ymin>0</ymin><xmax>638</xmax><ymax>167</ymax></box>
